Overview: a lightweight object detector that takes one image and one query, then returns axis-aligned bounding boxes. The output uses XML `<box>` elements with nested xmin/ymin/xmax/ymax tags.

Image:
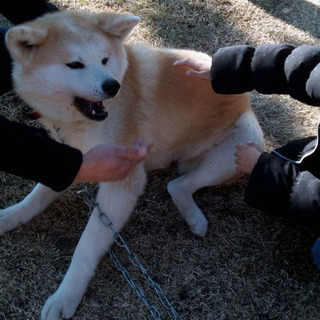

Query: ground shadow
<box><xmin>247</xmin><ymin>0</ymin><xmax>320</xmax><ymax>40</ymax></box>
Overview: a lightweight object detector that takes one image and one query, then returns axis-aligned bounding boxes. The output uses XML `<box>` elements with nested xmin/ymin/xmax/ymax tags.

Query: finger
<box><xmin>121</xmin><ymin>145</ymin><xmax>148</xmax><ymax>161</ymax></box>
<box><xmin>173</xmin><ymin>58</ymin><xmax>201</xmax><ymax>70</ymax></box>
<box><xmin>236</xmin><ymin>143</ymin><xmax>243</xmax><ymax>150</ymax></box>
<box><xmin>173</xmin><ymin>59</ymin><xmax>192</xmax><ymax>67</ymax></box>
<box><xmin>134</xmin><ymin>138</ymin><xmax>143</xmax><ymax>147</ymax></box>
<box><xmin>134</xmin><ymin>139</ymin><xmax>152</xmax><ymax>152</ymax></box>
<box><xmin>185</xmin><ymin>69</ymin><xmax>200</xmax><ymax>77</ymax></box>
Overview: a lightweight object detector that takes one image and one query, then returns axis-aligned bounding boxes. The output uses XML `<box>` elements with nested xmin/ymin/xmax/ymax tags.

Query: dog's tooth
<box><xmin>92</xmin><ymin>109</ymin><xmax>96</xmax><ymax>115</ymax></box>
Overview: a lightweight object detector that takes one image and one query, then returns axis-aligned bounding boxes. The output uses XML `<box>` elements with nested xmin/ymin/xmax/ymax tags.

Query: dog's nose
<box><xmin>102</xmin><ymin>79</ymin><xmax>120</xmax><ymax>97</ymax></box>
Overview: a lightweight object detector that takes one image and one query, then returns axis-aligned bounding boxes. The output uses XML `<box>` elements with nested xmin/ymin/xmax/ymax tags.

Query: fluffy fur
<box><xmin>1</xmin><ymin>10</ymin><xmax>263</xmax><ymax>319</ymax></box>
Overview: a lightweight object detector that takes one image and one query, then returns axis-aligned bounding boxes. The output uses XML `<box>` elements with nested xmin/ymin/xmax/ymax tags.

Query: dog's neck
<box><xmin>40</xmin><ymin>117</ymin><xmax>106</xmax><ymax>153</ymax></box>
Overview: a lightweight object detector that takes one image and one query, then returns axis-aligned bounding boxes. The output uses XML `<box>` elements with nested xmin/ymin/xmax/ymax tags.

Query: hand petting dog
<box><xmin>74</xmin><ymin>139</ymin><xmax>153</xmax><ymax>183</ymax></box>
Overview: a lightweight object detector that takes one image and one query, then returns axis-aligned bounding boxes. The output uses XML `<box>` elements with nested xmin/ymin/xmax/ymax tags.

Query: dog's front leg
<box><xmin>0</xmin><ymin>183</ymin><xmax>60</xmax><ymax>235</ymax></box>
<box><xmin>41</xmin><ymin>168</ymin><xmax>146</xmax><ymax>320</ymax></box>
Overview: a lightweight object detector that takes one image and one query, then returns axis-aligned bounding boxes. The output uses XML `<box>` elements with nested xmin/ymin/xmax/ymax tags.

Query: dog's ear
<box><xmin>100</xmin><ymin>14</ymin><xmax>141</xmax><ymax>41</ymax></box>
<box><xmin>5</xmin><ymin>26</ymin><xmax>48</xmax><ymax>63</ymax></box>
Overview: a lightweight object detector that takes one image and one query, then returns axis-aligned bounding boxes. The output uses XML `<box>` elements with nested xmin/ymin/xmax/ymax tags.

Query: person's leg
<box><xmin>0</xmin><ymin>0</ymin><xmax>58</xmax><ymax>25</ymax></box>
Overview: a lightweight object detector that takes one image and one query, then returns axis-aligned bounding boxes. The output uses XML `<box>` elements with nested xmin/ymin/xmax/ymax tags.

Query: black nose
<box><xmin>102</xmin><ymin>79</ymin><xmax>120</xmax><ymax>97</ymax></box>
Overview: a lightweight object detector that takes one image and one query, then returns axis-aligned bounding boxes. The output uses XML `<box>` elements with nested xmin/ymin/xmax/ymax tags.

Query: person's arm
<box><xmin>0</xmin><ymin>115</ymin><xmax>82</xmax><ymax>191</ymax></box>
<box><xmin>0</xmin><ymin>0</ymin><xmax>58</xmax><ymax>25</ymax></box>
<box><xmin>174</xmin><ymin>44</ymin><xmax>320</xmax><ymax>106</ymax></box>
<box><xmin>210</xmin><ymin>44</ymin><xmax>295</xmax><ymax>95</ymax></box>
<box><xmin>0</xmin><ymin>116</ymin><xmax>151</xmax><ymax>192</ymax></box>
<box><xmin>289</xmin><ymin>171</ymin><xmax>320</xmax><ymax>221</ymax></box>
<box><xmin>245</xmin><ymin>152</ymin><xmax>320</xmax><ymax>225</ymax></box>
<box><xmin>0</xmin><ymin>1</ymin><xmax>59</xmax><ymax>96</ymax></box>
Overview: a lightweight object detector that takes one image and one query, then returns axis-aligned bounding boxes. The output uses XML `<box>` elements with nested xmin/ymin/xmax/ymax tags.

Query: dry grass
<box><xmin>1</xmin><ymin>0</ymin><xmax>320</xmax><ymax>319</ymax></box>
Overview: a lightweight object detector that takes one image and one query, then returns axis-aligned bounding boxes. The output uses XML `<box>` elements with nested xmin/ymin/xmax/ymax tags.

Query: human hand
<box><xmin>234</xmin><ymin>141</ymin><xmax>262</xmax><ymax>174</ymax></box>
<box><xmin>173</xmin><ymin>58</ymin><xmax>212</xmax><ymax>81</ymax></box>
<box><xmin>74</xmin><ymin>139</ymin><xmax>153</xmax><ymax>183</ymax></box>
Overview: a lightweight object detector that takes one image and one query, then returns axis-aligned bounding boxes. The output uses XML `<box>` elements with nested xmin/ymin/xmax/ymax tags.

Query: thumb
<box><xmin>121</xmin><ymin>145</ymin><xmax>148</xmax><ymax>161</ymax></box>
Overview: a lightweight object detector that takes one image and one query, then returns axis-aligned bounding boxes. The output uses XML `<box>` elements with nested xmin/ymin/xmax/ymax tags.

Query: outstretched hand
<box><xmin>74</xmin><ymin>139</ymin><xmax>153</xmax><ymax>183</ymax></box>
<box><xmin>173</xmin><ymin>58</ymin><xmax>212</xmax><ymax>81</ymax></box>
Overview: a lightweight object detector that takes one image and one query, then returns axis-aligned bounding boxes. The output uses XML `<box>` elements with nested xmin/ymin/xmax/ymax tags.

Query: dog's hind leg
<box><xmin>168</xmin><ymin>145</ymin><xmax>238</xmax><ymax>237</ymax></box>
<box><xmin>0</xmin><ymin>183</ymin><xmax>60</xmax><ymax>235</ymax></box>
<box><xmin>168</xmin><ymin>111</ymin><xmax>264</xmax><ymax>237</ymax></box>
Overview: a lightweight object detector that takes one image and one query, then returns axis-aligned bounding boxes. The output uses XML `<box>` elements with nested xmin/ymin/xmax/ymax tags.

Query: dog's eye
<box><xmin>66</xmin><ymin>61</ymin><xmax>85</xmax><ymax>69</ymax></box>
<box><xmin>101</xmin><ymin>58</ymin><xmax>109</xmax><ymax>65</ymax></box>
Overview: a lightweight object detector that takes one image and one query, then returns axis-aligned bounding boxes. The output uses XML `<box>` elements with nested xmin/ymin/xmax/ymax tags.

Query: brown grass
<box><xmin>1</xmin><ymin>0</ymin><xmax>320</xmax><ymax>319</ymax></box>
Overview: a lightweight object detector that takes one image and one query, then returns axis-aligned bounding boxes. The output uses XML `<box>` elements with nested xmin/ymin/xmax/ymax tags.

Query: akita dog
<box><xmin>1</xmin><ymin>10</ymin><xmax>263</xmax><ymax>319</ymax></box>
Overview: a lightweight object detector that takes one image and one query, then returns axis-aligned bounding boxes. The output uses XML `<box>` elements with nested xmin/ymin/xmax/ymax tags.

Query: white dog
<box><xmin>1</xmin><ymin>10</ymin><xmax>264</xmax><ymax>319</ymax></box>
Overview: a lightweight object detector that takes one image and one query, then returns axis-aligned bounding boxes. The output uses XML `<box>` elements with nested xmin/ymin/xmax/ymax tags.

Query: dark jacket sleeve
<box><xmin>289</xmin><ymin>171</ymin><xmax>320</xmax><ymax>222</ymax></box>
<box><xmin>0</xmin><ymin>1</ymin><xmax>59</xmax><ymax>96</ymax></box>
<box><xmin>211</xmin><ymin>44</ymin><xmax>320</xmax><ymax>106</ymax></box>
<box><xmin>0</xmin><ymin>0</ymin><xmax>58</xmax><ymax>25</ymax></box>
<box><xmin>245</xmin><ymin>152</ymin><xmax>320</xmax><ymax>225</ymax></box>
<box><xmin>0</xmin><ymin>116</ymin><xmax>82</xmax><ymax>192</ymax></box>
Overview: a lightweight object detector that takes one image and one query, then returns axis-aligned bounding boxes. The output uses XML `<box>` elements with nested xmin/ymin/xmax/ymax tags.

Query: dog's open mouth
<box><xmin>73</xmin><ymin>97</ymin><xmax>108</xmax><ymax>121</ymax></box>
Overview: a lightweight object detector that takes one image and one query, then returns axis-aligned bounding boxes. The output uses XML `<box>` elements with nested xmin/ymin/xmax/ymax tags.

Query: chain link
<box><xmin>82</xmin><ymin>184</ymin><xmax>183</xmax><ymax>320</ymax></box>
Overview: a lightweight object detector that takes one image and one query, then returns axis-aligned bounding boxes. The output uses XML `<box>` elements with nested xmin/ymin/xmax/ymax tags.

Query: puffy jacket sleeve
<box><xmin>211</xmin><ymin>44</ymin><xmax>320</xmax><ymax>106</ymax></box>
<box><xmin>245</xmin><ymin>152</ymin><xmax>320</xmax><ymax>225</ymax></box>
<box><xmin>0</xmin><ymin>116</ymin><xmax>82</xmax><ymax>192</ymax></box>
<box><xmin>290</xmin><ymin>171</ymin><xmax>320</xmax><ymax>221</ymax></box>
<box><xmin>245</xmin><ymin>153</ymin><xmax>295</xmax><ymax>215</ymax></box>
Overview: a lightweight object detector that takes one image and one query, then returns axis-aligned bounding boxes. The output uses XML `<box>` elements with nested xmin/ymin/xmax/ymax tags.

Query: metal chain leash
<box><xmin>82</xmin><ymin>183</ymin><xmax>183</xmax><ymax>320</ymax></box>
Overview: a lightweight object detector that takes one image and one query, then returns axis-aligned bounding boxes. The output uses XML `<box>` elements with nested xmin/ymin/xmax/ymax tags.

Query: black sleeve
<box><xmin>0</xmin><ymin>1</ymin><xmax>59</xmax><ymax>95</ymax></box>
<box><xmin>0</xmin><ymin>0</ymin><xmax>58</xmax><ymax>25</ymax></box>
<box><xmin>284</xmin><ymin>45</ymin><xmax>320</xmax><ymax>105</ymax></box>
<box><xmin>210</xmin><ymin>45</ymin><xmax>256</xmax><ymax>94</ymax></box>
<box><xmin>0</xmin><ymin>116</ymin><xmax>82</xmax><ymax>192</ymax></box>
<box><xmin>245</xmin><ymin>152</ymin><xmax>320</xmax><ymax>225</ymax></box>
<box><xmin>245</xmin><ymin>153</ymin><xmax>295</xmax><ymax>215</ymax></box>
<box><xmin>211</xmin><ymin>44</ymin><xmax>320</xmax><ymax>106</ymax></box>
<box><xmin>289</xmin><ymin>171</ymin><xmax>320</xmax><ymax>224</ymax></box>
<box><xmin>252</xmin><ymin>44</ymin><xmax>295</xmax><ymax>94</ymax></box>
<box><xmin>0</xmin><ymin>26</ymin><xmax>12</xmax><ymax>95</ymax></box>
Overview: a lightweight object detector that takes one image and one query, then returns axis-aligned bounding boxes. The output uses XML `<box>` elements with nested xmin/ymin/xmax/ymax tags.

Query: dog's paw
<box><xmin>0</xmin><ymin>208</ymin><xmax>21</xmax><ymax>235</ymax></box>
<box><xmin>189</xmin><ymin>215</ymin><xmax>208</xmax><ymax>237</ymax></box>
<box><xmin>41</xmin><ymin>291</ymin><xmax>81</xmax><ymax>320</ymax></box>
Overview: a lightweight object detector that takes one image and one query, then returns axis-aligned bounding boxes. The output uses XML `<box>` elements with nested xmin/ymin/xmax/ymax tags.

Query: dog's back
<box><xmin>109</xmin><ymin>43</ymin><xmax>252</xmax><ymax>169</ymax></box>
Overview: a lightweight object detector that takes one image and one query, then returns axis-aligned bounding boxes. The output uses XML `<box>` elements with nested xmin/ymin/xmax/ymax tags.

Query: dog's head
<box><xmin>5</xmin><ymin>10</ymin><xmax>140</xmax><ymax>122</ymax></box>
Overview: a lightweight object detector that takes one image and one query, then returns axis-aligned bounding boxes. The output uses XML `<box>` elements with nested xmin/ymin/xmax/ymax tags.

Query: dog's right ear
<box><xmin>5</xmin><ymin>26</ymin><xmax>48</xmax><ymax>63</ymax></box>
<box><xmin>99</xmin><ymin>13</ymin><xmax>141</xmax><ymax>41</ymax></box>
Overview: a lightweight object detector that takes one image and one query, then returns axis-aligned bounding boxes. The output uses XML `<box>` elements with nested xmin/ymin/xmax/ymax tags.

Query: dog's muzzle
<box><xmin>73</xmin><ymin>79</ymin><xmax>121</xmax><ymax>121</ymax></box>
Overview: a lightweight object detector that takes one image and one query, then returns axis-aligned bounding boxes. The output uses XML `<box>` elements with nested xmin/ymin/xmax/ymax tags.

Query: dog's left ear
<box><xmin>100</xmin><ymin>14</ymin><xmax>141</xmax><ymax>41</ymax></box>
<box><xmin>5</xmin><ymin>26</ymin><xmax>48</xmax><ymax>63</ymax></box>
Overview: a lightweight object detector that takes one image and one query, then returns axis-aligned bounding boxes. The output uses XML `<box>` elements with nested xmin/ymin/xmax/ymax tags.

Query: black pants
<box><xmin>0</xmin><ymin>0</ymin><xmax>58</xmax><ymax>95</ymax></box>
